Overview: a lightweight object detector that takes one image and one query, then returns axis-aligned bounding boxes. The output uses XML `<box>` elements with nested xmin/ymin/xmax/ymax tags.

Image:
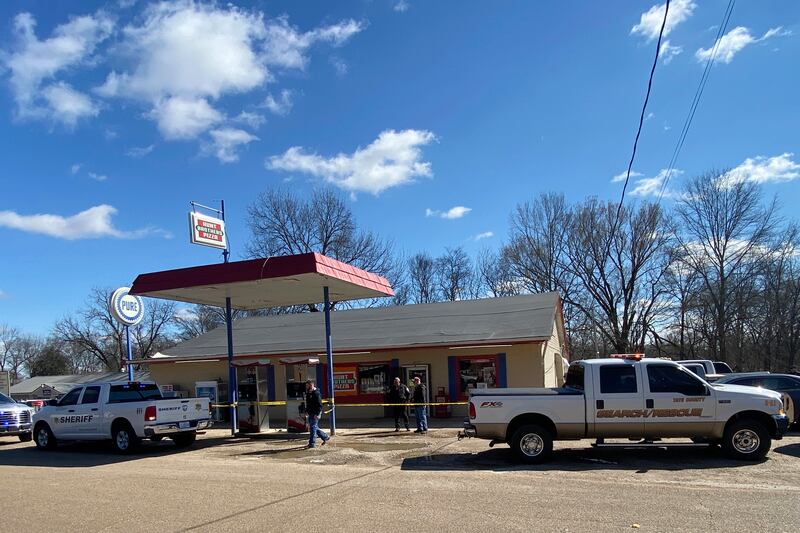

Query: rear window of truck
<box><xmin>565</xmin><ymin>364</ymin><xmax>585</xmax><ymax>391</ymax></box>
<box><xmin>108</xmin><ymin>383</ymin><xmax>163</xmax><ymax>403</ymax></box>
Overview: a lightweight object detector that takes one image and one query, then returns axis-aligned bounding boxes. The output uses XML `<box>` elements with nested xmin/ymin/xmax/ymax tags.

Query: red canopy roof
<box><xmin>129</xmin><ymin>253</ymin><xmax>393</xmax><ymax>310</ymax></box>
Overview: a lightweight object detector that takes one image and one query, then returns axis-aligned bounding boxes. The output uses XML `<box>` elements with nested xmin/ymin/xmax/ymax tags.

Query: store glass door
<box><xmin>402</xmin><ymin>365</ymin><xmax>430</xmax><ymax>406</ymax></box>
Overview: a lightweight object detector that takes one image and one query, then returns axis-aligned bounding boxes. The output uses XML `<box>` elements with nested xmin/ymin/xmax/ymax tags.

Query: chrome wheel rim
<box><xmin>520</xmin><ymin>433</ymin><xmax>544</xmax><ymax>457</ymax></box>
<box><xmin>116</xmin><ymin>430</ymin><xmax>130</xmax><ymax>450</ymax></box>
<box><xmin>37</xmin><ymin>429</ymin><xmax>48</xmax><ymax>447</ymax></box>
<box><xmin>732</xmin><ymin>429</ymin><xmax>759</xmax><ymax>454</ymax></box>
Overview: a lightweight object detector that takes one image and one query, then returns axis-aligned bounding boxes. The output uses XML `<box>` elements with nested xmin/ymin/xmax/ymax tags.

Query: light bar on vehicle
<box><xmin>609</xmin><ymin>353</ymin><xmax>645</xmax><ymax>360</ymax></box>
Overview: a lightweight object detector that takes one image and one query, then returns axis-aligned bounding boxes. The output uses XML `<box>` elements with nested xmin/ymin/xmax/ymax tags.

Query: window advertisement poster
<box><xmin>333</xmin><ymin>366</ymin><xmax>358</xmax><ymax>396</ymax></box>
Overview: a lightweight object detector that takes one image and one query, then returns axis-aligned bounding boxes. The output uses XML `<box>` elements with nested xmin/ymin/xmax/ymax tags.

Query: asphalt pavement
<box><xmin>1</xmin><ymin>428</ymin><xmax>798</xmax><ymax>532</ymax></box>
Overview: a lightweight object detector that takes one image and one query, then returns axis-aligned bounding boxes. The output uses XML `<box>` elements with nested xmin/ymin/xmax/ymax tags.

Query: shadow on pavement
<box><xmin>0</xmin><ymin>435</ymin><xmax>244</xmax><ymax>468</ymax></box>
<box><xmin>401</xmin><ymin>445</ymin><xmax>760</xmax><ymax>472</ymax></box>
<box><xmin>773</xmin><ymin>442</ymin><xmax>800</xmax><ymax>458</ymax></box>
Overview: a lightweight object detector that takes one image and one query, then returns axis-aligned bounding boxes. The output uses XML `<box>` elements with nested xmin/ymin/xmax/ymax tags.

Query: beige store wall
<box><xmin>147</xmin><ymin>341</ymin><xmax>557</xmax><ymax>419</ymax></box>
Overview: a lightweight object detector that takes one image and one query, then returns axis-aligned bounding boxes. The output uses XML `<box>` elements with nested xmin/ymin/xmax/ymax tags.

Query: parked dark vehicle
<box><xmin>715</xmin><ymin>373</ymin><xmax>800</xmax><ymax>428</ymax></box>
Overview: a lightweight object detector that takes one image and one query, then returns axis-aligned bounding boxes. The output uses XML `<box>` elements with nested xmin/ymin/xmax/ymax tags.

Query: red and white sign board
<box><xmin>189</xmin><ymin>211</ymin><xmax>227</xmax><ymax>250</ymax></box>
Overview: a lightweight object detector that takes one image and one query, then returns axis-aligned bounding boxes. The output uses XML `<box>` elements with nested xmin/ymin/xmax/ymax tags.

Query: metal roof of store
<box><xmin>156</xmin><ymin>293</ymin><xmax>561</xmax><ymax>361</ymax></box>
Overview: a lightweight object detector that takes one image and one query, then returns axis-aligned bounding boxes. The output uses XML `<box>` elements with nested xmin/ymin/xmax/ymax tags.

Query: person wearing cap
<box><xmin>389</xmin><ymin>377</ymin><xmax>411</xmax><ymax>432</ymax></box>
<box><xmin>412</xmin><ymin>376</ymin><xmax>428</xmax><ymax>434</ymax></box>
<box><xmin>304</xmin><ymin>379</ymin><xmax>329</xmax><ymax>448</ymax></box>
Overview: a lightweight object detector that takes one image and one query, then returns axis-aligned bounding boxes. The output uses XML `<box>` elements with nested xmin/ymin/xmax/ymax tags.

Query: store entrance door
<box><xmin>402</xmin><ymin>364</ymin><xmax>430</xmax><ymax>405</ymax></box>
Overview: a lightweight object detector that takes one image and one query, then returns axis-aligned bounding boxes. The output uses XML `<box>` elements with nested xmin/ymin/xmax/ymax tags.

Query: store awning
<box><xmin>129</xmin><ymin>252</ymin><xmax>393</xmax><ymax>309</ymax></box>
<box><xmin>279</xmin><ymin>357</ymin><xmax>320</xmax><ymax>365</ymax></box>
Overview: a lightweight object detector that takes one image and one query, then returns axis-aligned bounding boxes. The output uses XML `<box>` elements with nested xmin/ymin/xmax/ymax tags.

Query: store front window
<box><xmin>358</xmin><ymin>364</ymin><xmax>389</xmax><ymax>395</ymax></box>
<box><xmin>456</xmin><ymin>355</ymin><xmax>499</xmax><ymax>399</ymax></box>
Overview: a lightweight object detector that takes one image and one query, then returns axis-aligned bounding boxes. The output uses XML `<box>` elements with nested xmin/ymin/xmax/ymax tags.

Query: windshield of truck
<box><xmin>108</xmin><ymin>383</ymin><xmax>163</xmax><ymax>403</ymax></box>
<box><xmin>0</xmin><ymin>392</ymin><xmax>15</xmax><ymax>403</ymax></box>
<box><xmin>565</xmin><ymin>364</ymin><xmax>585</xmax><ymax>391</ymax></box>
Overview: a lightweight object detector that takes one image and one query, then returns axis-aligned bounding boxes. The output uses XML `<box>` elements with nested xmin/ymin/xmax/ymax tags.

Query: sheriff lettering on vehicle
<box><xmin>461</xmin><ymin>354</ymin><xmax>789</xmax><ymax>463</ymax></box>
<box><xmin>32</xmin><ymin>380</ymin><xmax>212</xmax><ymax>453</ymax></box>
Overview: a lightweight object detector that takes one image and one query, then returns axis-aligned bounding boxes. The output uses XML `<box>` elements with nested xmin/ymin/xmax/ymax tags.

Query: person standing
<box><xmin>389</xmin><ymin>377</ymin><xmax>411</xmax><ymax>432</ymax></box>
<box><xmin>412</xmin><ymin>376</ymin><xmax>428</xmax><ymax>434</ymax></box>
<box><xmin>304</xmin><ymin>380</ymin><xmax>329</xmax><ymax>448</ymax></box>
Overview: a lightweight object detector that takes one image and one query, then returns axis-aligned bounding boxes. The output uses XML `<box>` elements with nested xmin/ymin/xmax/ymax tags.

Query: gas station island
<box><xmin>129</xmin><ymin>252</ymin><xmax>567</xmax><ymax>431</ymax></box>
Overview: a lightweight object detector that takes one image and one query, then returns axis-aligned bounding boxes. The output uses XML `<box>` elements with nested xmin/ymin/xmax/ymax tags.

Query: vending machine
<box><xmin>233</xmin><ymin>360</ymin><xmax>270</xmax><ymax>433</ymax></box>
<box><xmin>280</xmin><ymin>357</ymin><xmax>320</xmax><ymax>432</ymax></box>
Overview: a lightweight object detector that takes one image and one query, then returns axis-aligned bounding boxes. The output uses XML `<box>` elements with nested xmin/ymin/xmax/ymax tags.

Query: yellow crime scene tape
<box><xmin>211</xmin><ymin>400</ymin><xmax>468</xmax><ymax>408</ymax></box>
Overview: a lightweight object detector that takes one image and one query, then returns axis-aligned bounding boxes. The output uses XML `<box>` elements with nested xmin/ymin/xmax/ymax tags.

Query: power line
<box><xmin>657</xmin><ymin>0</ymin><xmax>736</xmax><ymax>202</ymax></box>
<box><xmin>614</xmin><ymin>0</ymin><xmax>671</xmax><ymax>222</ymax></box>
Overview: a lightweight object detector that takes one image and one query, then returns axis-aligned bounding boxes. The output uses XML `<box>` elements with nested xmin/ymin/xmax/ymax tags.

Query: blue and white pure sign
<box><xmin>109</xmin><ymin>287</ymin><xmax>144</xmax><ymax>326</ymax></box>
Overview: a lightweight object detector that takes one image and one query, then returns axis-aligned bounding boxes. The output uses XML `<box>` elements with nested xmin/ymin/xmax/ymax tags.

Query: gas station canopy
<box><xmin>129</xmin><ymin>252</ymin><xmax>394</xmax><ymax>309</ymax></box>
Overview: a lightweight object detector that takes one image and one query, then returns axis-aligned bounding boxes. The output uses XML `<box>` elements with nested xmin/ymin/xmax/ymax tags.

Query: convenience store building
<box><xmin>148</xmin><ymin>292</ymin><xmax>568</xmax><ymax>420</ymax></box>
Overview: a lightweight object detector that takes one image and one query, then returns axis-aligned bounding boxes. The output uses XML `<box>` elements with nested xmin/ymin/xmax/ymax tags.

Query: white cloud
<box><xmin>426</xmin><ymin>206</ymin><xmax>472</xmax><ymax>219</ymax></box>
<box><xmin>630</xmin><ymin>169</ymin><xmax>683</xmax><ymax>197</ymax></box>
<box><xmin>5</xmin><ymin>11</ymin><xmax>112</xmax><ymax>124</ymax></box>
<box><xmin>126</xmin><ymin>144</ymin><xmax>155</xmax><ymax>158</ymax></box>
<box><xmin>234</xmin><ymin>111</ymin><xmax>266</xmax><ymax>129</ymax></box>
<box><xmin>150</xmin><ymin>96</ymin><xmax>223</xmax><ymax>140</ymax></box>
<box><xmin>267</xmin><ymin>129</ymin><xmax>436</xmax><ymax>195</ymax></box>
<box><xmin>696</xmin><ymin>26</ymin><xmax>787</xmax><ymax>64</ymax></box>
<box><xmin>611</xmin><ymin>170</ymin><xmax>642</xmax><ymax>183</ymax></box>
<box><xmin>0</xmin><ymin>290</ymin><xmax>7</xmax><ymax>300</ymax></box>
<box><xmin>95</xmin><ymin>3</ymin><xmax>362</xmax><ymax>142</ymax></box>
<box><xmin>631</xmin><ymin>0</ymin><xmax>696</xmax><ymax>41</ymax></box>
<box><xmin>659</xmin><ymin>40</ymin><xmax>682</xmax><ymax>64</ymax></box>
<box><xmin>70</xmin><ymin>163</ymin><xmax>82</xmax><ymax>174</ymax></box>
<box><xmin>40</xmin><ymin>82</ymin><xmax>99</xmax><ymax>126</ymax></box>
<box><xmin>173</xmin><ymin>307</ymin><xmax>197</xmax><ymax>321</ymax></box>
<box><xmin>87</xmin><ymin>172</ymin><xmax>107</xmax><ymax>182</ymax></box>
<box><xmin>474</xmin><ymin>231</ymin><xmax>494</xmax><ymax>241</ymax></box>
<box><xmin>206</xmin><ymin>128</ymin><xmax>259</xmax><ymax>163</ymax></box>
<box><xmin>0</xmin><ymin>205</ymin><xmax>167</xmax><ymax>240</ymax></box>
<box><xmin>330</xmin><ymin>56</ymin><xmax>348</xmax><ymax>76</ymax></box>
<box><xmin>720</xmin><ymin>153</ymin><xmax>800</xmax><ymax>186</ymax></box>
<box><xmin>262</xmin><ymin>90</ymin><xmax>293</xmax><ymax>116</ymax></box>
<box><xmin>263</xmin><ymin>17</ymin><xmax>364</xmax><ymax>70</ymax></box>
<box><xmin>394</xmin><ymin>1</ymin><xmax>410</xmax><ymax>13</ymax></box>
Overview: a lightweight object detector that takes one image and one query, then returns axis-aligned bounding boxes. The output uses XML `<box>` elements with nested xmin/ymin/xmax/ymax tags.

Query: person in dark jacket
<box><xmin>412</xmin><ymin>376</ymin><xmax>428</xmax><ymax>434</ymax></box>
<box><xmin>304</xmin><ymin>380</ymin><xmax>329</xmax><ymax>448</ymax></box>
<box><xmin>389</xmin><ymin>377</ymin><xmax>411</xmax><ymax>432</ymax></box>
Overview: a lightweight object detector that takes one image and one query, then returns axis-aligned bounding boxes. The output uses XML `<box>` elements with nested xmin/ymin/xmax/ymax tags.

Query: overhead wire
<box><xmin>656</xmin><ymin>0</ymin><xmax>736</xmax><ymax>203</ymax></box>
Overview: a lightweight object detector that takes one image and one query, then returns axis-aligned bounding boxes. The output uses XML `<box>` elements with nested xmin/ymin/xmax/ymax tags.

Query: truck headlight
<box><xmin>778</xmin><ymin>407</ymin><xmax>785</xmax><ymax>416</ymax></box>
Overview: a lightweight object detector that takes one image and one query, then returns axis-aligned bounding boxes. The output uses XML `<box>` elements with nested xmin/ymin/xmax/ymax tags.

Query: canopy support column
<box><xmin>226</xmin><ymin>296</ymin><xmax>237</xmax><ymax>436</ymax></box>
<box><xmin>324</xmin><ymin>286</ymin><xmax>336</xmax><ymax>436</ymax></box>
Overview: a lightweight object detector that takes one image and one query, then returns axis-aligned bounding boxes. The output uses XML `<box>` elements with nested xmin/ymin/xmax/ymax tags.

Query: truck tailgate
<box><xmin>153</xmin><ymin>398</ymin><xmax>210</xmax><ymax>424</ymax></box>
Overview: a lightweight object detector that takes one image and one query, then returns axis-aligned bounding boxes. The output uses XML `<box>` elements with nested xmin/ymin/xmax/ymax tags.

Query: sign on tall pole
<box><xmin>190</xmin><ymin>200</ymin><xmax>236</xmax><ymax>436</ymax></box>
<box><xmin>109</xmin><ymin>287</ymin><xmax>144</xmax><ymax>381</ymax></box>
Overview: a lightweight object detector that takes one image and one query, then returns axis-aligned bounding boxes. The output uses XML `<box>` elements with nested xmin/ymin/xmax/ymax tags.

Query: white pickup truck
<box><xmin>461</xmin><ymin>356</ymin><xmax>789</xmax><ymax>463</ymax></box>
<box><xmin>32</xmin><ymin>381</ymin><xmax>212</xmax><ymax>453</ymax></box>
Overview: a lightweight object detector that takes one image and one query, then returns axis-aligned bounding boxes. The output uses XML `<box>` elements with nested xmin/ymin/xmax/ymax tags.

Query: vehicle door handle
<box><xmin>68</xmin><ymin>409</ymin><xmax>75</xmax><ymax>413</ymax></box>
<box><xmin>91</xmin><ymin>408</ymin><xmax>99</xmax><ymax>412</ymax></box>
<box><xmin>646</xmin><ymin>399</ymin><xmax>654</xmax><ymax>409</ymax></box>
<box><xmin>596</xmin><ymin>400</ymin><xmax>604</xmax><ymax>409</ymax></box>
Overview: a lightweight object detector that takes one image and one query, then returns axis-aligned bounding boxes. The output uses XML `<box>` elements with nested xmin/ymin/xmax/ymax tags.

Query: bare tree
<box><xmin>564</xmin><ymin>199</ymin><xmax>676</xmax><ymax>353</ymax></box>
<box><xmin>55</xmin><ymin>288</ymin><xmax>176</xmax><ymax>370</ymax></box>
<box><xmin>0</xmin><ymin>324</ymin><xmax>32</xmax><ymax>380</ymax></box>
<box><xmin>407</xmin><ymin>252</ymin><xmax>438</xmax><ymax>303</ymax></box>
<box><xmin>676</xmin><ymin>172</ymin><xmax>779</xmax><ymax>365</ymax></box>
<box><xmin>435</xmin><ymin>247</ymin><xmax>474</xmax><ymax>301</ymax></box>
<box><xmin>246</xmin><ymin>188</ymin><xmax>399</xmax><ymax>310</ymax></box>
<box><xmin>477</xmin><ymin>248</ymin><xmax>520</xmax><ymax>298</ymax></box>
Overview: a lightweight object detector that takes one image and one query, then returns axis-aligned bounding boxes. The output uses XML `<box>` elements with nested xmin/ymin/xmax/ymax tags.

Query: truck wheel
<box><xmin>111</xmin><ymin>422</ymin><xmax>140</xmax><ymax>454</ymax></box>
<box><xmin>172</xmin><ymin>432</ymin><xmax>197</xmax><ymax>448</ymax></box>
<box><xmin>34</xmin><ymin>424</ymin><xmax>57</xmax><ymax>450</ymax></box>
<box><xmin>722</xmin><ymin>419</ymin><xmax>771</xmax><ymax>461</ymax></box>
<box><xmin>511</xmin><ymin>424</ymin><xmax>553</xmax><ymax>464</ymax></box>
<box><xmin>19</xmin><ymin>432</ymin><xmax>33</xmax><ymax>443</ymax></box>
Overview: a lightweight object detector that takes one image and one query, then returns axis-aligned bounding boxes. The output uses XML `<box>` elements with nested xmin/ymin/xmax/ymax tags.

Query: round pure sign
<box><xmin>109</xmin><ymin>287</ymin><xmax>144</xmax><ymax>326</ymax></box>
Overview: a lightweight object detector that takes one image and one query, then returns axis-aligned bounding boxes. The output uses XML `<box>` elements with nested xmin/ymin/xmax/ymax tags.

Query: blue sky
<box><xmin>1</xmin><ymin>0</ymin><xmax>798</xmax><ymax>334</ymax></box>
